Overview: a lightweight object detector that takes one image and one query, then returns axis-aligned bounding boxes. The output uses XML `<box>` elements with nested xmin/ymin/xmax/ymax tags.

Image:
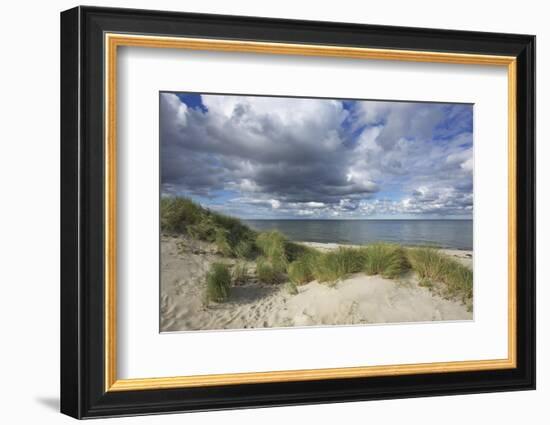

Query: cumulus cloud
<box><xmin>160</xmin><ymin>92</ymin><xmax>473</xmax><ymax>218</ymax></box>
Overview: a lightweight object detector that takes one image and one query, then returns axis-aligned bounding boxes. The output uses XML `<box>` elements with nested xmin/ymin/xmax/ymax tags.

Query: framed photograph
<box><xmin>60</xmin><ymin>6</ymin><xmax>535</xmax><ymax>419</ymax></box>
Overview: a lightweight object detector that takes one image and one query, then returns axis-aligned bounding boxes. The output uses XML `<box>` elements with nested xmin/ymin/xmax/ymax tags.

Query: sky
<box><xmin>160</xmin><ymin>92</ymin><xmax>473</xmax><ymax>220</ymax></box>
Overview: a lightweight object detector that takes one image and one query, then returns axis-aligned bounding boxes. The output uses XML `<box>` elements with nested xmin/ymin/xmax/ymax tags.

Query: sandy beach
<box><xmin>160</xmin><ymin>236</ymin><xmax>473</xmax><ymax>332</ymax></box>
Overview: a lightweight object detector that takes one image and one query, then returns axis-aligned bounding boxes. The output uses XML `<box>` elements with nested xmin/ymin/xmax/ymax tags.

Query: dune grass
<box><xmin>407</xmin><ymin>248</ymin><xmax>473</xmax><ymax>303</ymax></box>
<box><xmin>288</xmin><ymin>245</ymin><xmax>407</xmax><ymax>285</ymax></box>
<box><xmin>255</xmin><ymin>256</ymin><xmax>286</xmax><ymax>284</ymax></box>
<box><xmin>287</xmin><ymin>255</ymin><xmax>314</xmax><ymax>285</ymax></box>
<box><xmin>205</xmin><ymin>263</ymin><xmax>231</xmax><ymax>303</ymax></box>
<box><xmin>161</xmin><ymin>196</ymin><xmax>256</xmax><ymax>257</ymax></box>
<box><xmin>231</xmin><ymin>262</ymin><xmax>248</xmax><ymax>285</ymax></box>
<box><xmin>311</xmin><ymin>248</ymin><xmax>366</xmax><ymax>283</ymax></box>
<box><xmin>214</xmin><ymin>228</ymin><xmax>233</xmax><ymax>257</ymax></box>
<box><xmin>255</xmin><ymin>231</ymin><xmax>288</xmax><ymax>269</ymax></box>
<box><xmin>287</xmin><ymin>247</ymin><xmax>366</xmax><ymax>285</ymax></box>
<box><xmin>160</xmin><ymin>197</ymin><xmax>203</xmax><ymax>235</ymax></box>
<box><xmin>234</xmin><ymin>239</ymin><xmax>255</xmax><ymax>259</ymax></box>
<box><xmin>288</xmin><ymin>244</ymin><xmax>410</xmax><ymax>285</ymax></box>
<box><xmin>285</xmin><ymin>241</ymin><xmax>316</xmax><ymax>262</ymax></box>
<box><xmin>254</xmin><ymin>230</ymin><xmax>313</xmax><ymax>285</ymax></box>
<box><xmin>287</xmin><ymin>251</ymin><xmax>319</xmax><ymax>285</ymax></box>
<box><xmin>363</xmin><ymin>243</ymin><xmax>410</xmax><ymax>279</ymax></box>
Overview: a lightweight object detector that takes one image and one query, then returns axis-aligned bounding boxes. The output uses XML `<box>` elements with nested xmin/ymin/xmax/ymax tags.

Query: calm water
<box><xmin>244</xmin><ymin>220</ymin><xmax>473</xmax><ymax>250</ymax></box>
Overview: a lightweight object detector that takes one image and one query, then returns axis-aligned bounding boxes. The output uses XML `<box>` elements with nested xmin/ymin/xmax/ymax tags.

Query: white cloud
<box><xmin>304</xmin><ymin>202</ymin><xmax>325</xmax><ymax>208</ymax></box>
<box><xmin>161</xmin><ymin>93</ymin><xmax>188</xmax><ymax>128</ymax></box>
<box><xmin>161</xmin><ymin>93</ymin><xmax>473</xmax><ymax>218</ymax></box>
<box><xmin>269</xmin><ymin>199</ymin><xmax>281</xmax><ymax>209</ymax></box>
<box><xmin>461</xmin><ymin>157</ymin><xmax>473</xmax><ymax>172</ymax></box>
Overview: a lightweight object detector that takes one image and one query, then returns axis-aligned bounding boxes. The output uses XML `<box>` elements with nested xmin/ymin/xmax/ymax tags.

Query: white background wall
<box><xmin>0</xmin><ymin>0</ymin><xmax>545</xmax><ymax>423</ymax></box>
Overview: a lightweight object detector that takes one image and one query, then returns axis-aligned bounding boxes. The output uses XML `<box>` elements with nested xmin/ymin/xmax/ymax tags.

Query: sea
<box><xmin>243</xmin><ymin>219</ymin><xmax>473</xmax><ymax>251</ymax></box>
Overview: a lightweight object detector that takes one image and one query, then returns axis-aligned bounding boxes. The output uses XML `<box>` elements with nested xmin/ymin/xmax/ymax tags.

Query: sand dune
<box><xmin>160</xmin><ymin>236</ymin><xmax>473</xmax><ymax>332</ymax></box>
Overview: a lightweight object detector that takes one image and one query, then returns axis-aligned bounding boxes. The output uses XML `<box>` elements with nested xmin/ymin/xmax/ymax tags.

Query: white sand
<box><xmin>160</xmin><ymin>236</ymin><xmax>473</xmax><ymax>332</ymax></box>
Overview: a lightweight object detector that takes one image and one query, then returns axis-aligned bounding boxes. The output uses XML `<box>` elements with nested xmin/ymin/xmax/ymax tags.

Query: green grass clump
<box><xmin>255</xmin><ymin>256</ymin><xmax>285</xmax><ymax>284</ymax></box>
<box><xmin>311</xmin><ymin>253</ymin><xmax>341</xmax><ymax>283</ymax></box>
<box><xmin>234</xmin><ymin>239</ymin><xmax>255</xmax><ymax>259</ymax></box>
<box><xmin>214</xmin><ymin>228</ymin><xmax>233</xmax><ymax>257</ymax></box>
<box><xmin>205</xmin><ymin>263</ymin><xmax>231</xmax><ymax>303</ymax></box>
<box><xmin>285</xmin><ymin>241</ymin><xmax>316</xmax><ymax>262</ymax></box>
<box><xmin>407</xmin><ymin>248</ymin><xmax>473</xmax><ymax>302</ymax></box>
<box><xmin>287</xmin><ymin>252</ymin><xmax>317</xmax><ymax>285</ymax></box>
<box><xmin>311</xmin><ymin>247</ymin><xmax>366</xmax><ymax>284</ymax></box>
<box><xmin>211</xmin><ymin>213</ymin><xmax>256</xmax><ymax>251</ymax></box>
<box><xmin>256</xmin><ymin>231</ymin><xmax>288</xmax><ymax>270</ymax></box>
<box><xmin>232</xmin><ymin>262</ymin><xmax>248</xmax><ymax>285</ymax></box>
<box><xmin>160</xmin><ymin>196</ymin><xmax>257</xmax><ymax>257</ymax></box>
<box><xmin>333</xmin><ymin>247</ymin><xmax>366</xmax><ymax>274</ymax></box>
<box><xmin>363</xmin><ymin>243</ymin><xmax>410</xmax><ymax>279</ymax></box>
<box><xmin>160</xmin><ymin>197</ymin><xmax>203</xmax><ymax>234</ymax></box>
<box><xmin>187</xmin><ymin>217</ymin><xmax>218</xmax><ymax>242</ymax></box>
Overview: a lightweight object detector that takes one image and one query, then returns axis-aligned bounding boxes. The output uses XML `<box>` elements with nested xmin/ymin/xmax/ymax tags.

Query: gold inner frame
<box><xmin>104</xmin><ymin>33</ymin><xmax>517</xmax><ymax>392</ymax></box>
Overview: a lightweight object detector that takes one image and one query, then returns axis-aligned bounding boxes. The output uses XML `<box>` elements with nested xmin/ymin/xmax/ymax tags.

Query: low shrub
<box><xmin>205</xmin><ymin>263</ymin><xmax>231</xmax><ymax>303</ymax></box>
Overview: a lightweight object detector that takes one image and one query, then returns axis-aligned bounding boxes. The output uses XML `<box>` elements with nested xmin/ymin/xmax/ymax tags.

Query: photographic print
<box><xmin>159</xmin><ymin>92</ymin><xmax>474</xmax><ymax>332</ymax></box>
<box><xmin>61</xmin><ymin>9</ymin><xmax>535</xmax><ymax>416</ymax></box>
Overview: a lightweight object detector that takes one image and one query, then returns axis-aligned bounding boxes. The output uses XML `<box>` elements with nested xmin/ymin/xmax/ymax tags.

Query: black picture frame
<box><xmin>61</xmin><ymin>5</ymin><xmax>535</xmax><ymax>419</ymax></box>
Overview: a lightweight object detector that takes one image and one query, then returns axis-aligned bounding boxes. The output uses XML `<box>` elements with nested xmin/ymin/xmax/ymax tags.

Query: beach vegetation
<box><xmin>161</xmin><ymin>196</ymin><xmax>257</xmax><ymax>257</ymax></box>
<box><xmin>214</xmin><ymin>228</ymin><xmax>233</xmax><ymax>257</ymax></box>
<box><xmin>363</xmin><ymin>243</ymin><xmax>410</xmax><ymax>279</ymax></box>
<box><xmin>211</xmin><ymin>213</ymin><xmax>255</xmax><ymax>250</ymax></box>
<box><xmin>255</xmin><ymin>256</ymin><xmax>286</xmax><ymax>284</ymax></box>
<box><xmin>310</xmin><ymin>247</ymin><xmax>365</xmax><ymax>283</ymax></box>
<box><xmin>232</xmin><ymin>262</ymin><xmax>249</xmax><ymax>285</ymax></box>
<box><xmin>186</xmin><ymin>219</ymin><xmax>218</xmax><ymax>242</ymax></box>
<box><xmin>285</xmin><ymin>241</ymin><xmax>316</xmax><ymax>262</ymax></box>
<box><xmin>205</xmin><ymin>262</ymin><xmax>231</xmax><ymax>303</ymax></box>
<box><xmin>255</xmin><ymin>231</ymin><xmax>289</xmax><ymax>270</ymax></box>
<box><xmin>287</xmin><ymin>251</ymin><xmax>318</xmax><ymax>285</ymax></box>
<box><xmin>234</xmin><ymin>239</ymin><xmax>255</xmax><ymax>259</ymax></box>
<box><xmin>160</xmin><ymin>197</ymin><xmax>203</xmax><ymax>234</ymax></box>
<box><xmin>407</xmin><ymin>248</ymin><xmax>473</xmax><ymax>303</ymax></box>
